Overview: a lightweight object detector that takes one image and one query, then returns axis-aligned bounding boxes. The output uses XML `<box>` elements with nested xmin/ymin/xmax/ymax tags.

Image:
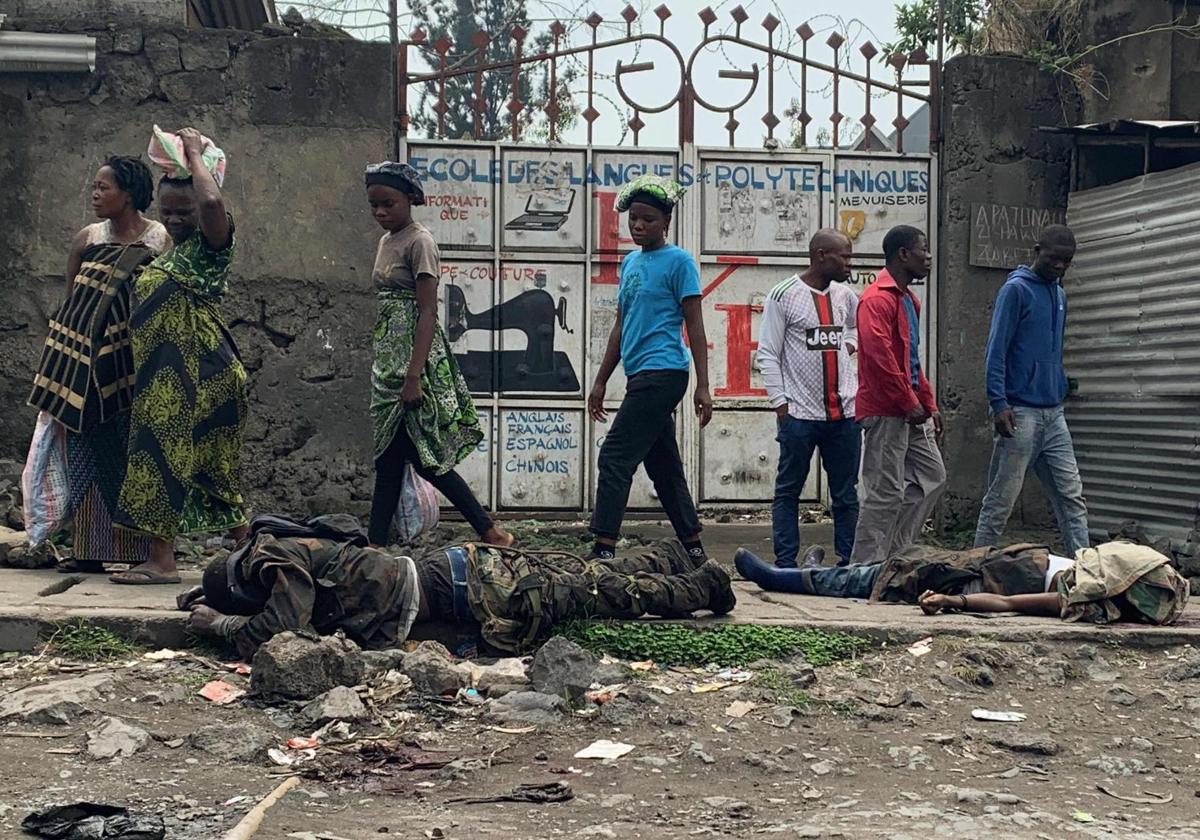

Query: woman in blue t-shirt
<box><xmin>588</xmin><ymin>175</ymin><xmax>713</xmax><ymax>565</ymax></box>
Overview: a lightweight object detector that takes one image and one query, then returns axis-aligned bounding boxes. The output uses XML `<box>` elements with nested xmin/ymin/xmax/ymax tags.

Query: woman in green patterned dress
<box><xmin>364</xmin><ymin>162</ymin><xmax>510</xmax><ymax>548</ymax></box>
<box><xmin>111</xmin><ymin>128</ymin><xmax>248</xmax><ymax>584</ymax></box>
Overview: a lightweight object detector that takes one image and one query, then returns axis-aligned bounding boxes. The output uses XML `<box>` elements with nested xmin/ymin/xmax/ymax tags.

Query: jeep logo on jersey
<box><xmin>805</xmin><ymin>326</ymin><xmax>843</xmax><ymax>350</ymax></box>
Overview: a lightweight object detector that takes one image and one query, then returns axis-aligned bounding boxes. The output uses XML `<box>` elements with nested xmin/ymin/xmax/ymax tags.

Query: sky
<box><xmin>289</xmin><ymin>0</ymin><xmax>914</xmax><ymax>148</ymax></box>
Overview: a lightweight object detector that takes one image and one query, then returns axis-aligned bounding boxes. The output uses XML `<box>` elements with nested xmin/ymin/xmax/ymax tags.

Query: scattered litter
<box><xmin>715</xmin><ymin>667</ymin><xmax>754</xmax><ymax>683</ymax></box>
<box><xmin>646</xmin><ymin>683</ymin><xmax>676</xmax><ymax>695</ymax></box>
<box><xmin>311</xmin><ymin>721</ymin><xmax>354</xmax><ymax>743</ymax></box>
<box><xmin>1097</xmin><ymin>784</ymin><xmax>1173</xmax><ymax>804</ymax></box>
<box><xmin>199</xmin><ymin>680</ymin><xmax>245</xmax><ymax>705</ymax></box>
<box><xmin>288</xmin><ymin>833</ymin><xmax>354</xmax><ymax>840</ymax></box>
<box><xmin>1072</xmin><ymin>811</ymin><xmax>1095</xmax><ymax>823</ymax></box>
<box><xmin>22</xmin><ymin>802</ymin><xmax>165</xmax><ymax>839</ymax></box>
<box><xmin>487</xmin><ymin>725</ymin><xmax>537</xmax><ymax>735</ymax></box>
<box><xmin>724</xmin><ymin>700</ymin><xmax>757</xmax><ymax>718</ymax></box>
<box><xmin>971</xmin><ymin>709</ymin><xmax>1026</xmax><ymax>723</ymax></box>
<box><xmin>223</xmin><ymin>796</ymin><xmax>251</xmax><ymax>807</ymax></box>
<box><xmin>574</xmin><ymin>740</ymin><xmax>635</xmax><ymax>760</ymax></box>
<box><xmin>455</xmin><ymin>687</ymin><xmax>485</xmax><ymax>706</ymax></box>
<box><xmin>286</xmin><ymin>737</ymin><xmax>320</xmax><ymax>750</ymax></box>
<box><xmin>447</xmin><ymin>781</ymin><xmax>573</xmax><ymax>805</ymax></box>
<box><xmin>224</xmin><ymin>662</ymin><xmax>252</xmax><ymax>676</ymax></box>
<box><xmin>585</xmin><ymin>683</ymin><xmax>625</xmax><ymax>705</ymax></box>
<box><xmin>907</xmin><ymin>637</ymin><xmax>934</xmax><ymax>657</ymax></box>
<box><xmin>268</xmin><ymin>747</ymin><xmax>317</xmax><ymax>766</ymax></box>
<box><xmin>142</xmin><ymin>649</ymin><xmax>183</xmax><ymax>661</ymax></box>
<box><xmin>629</xmin><ymin>661</ymin><xmax>655</xmax><ymax>671</ymax></box>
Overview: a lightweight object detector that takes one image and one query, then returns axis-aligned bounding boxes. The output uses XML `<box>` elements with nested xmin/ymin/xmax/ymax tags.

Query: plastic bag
<box><xmin>22</xmin><ymin>411</ymin><xmax>69</xmax><ymax>547</ymax></box>
<box><xmin>393</xmin><ymin>464</ymin><xmax>439</xmax><ymax>543</ymax></box>
<box><xmin>146</xmin><ymin>124</ymin><xmax>226</xmax><ymax>186</ymax></box>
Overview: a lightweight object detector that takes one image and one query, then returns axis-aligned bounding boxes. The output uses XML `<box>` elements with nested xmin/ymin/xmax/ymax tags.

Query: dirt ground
<box><xmin>2</xmin><ymin>632</ymin><xmax>1199</xmax><ymax>840</ymax></box>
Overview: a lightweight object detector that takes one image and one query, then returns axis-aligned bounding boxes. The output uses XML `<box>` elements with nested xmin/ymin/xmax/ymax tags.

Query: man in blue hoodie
<box><xmin>973</xmin><ymin>225</ymin><xmax>1090</xmax><ymax>556</ymax></box>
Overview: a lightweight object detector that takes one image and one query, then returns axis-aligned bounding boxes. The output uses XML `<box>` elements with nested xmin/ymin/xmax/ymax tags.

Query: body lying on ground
<box><xmin>180</xmin><ymin>514</ymin><xmax>735</xmax><ymax>659</ymax></box>
<box><xmin>735</xmin><ymin>541</ymin><xmax>1189</xmax><ymax>626</ymax></box>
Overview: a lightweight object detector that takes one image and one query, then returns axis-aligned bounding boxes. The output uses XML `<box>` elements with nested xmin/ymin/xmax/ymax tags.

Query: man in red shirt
<box><xmin>850</xmin><ymin>225</ymin><xmax>945</xmax><ymax>565</ymax></box>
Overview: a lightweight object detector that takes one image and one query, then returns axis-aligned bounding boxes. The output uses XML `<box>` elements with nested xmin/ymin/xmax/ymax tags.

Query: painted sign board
<box><xmin>969</xmin><ymin>203</ymin><xmax>1066</xmax><ymax>269</ymax></box>
<box><xmin>835</xmin><ymin>157</ymin><xmax>931</xmax><ymax>256</ymax></box>
<box><xmin>700</xmin><ymin>157</ymin><xmax>825</xmax><ymax>255</ymax></box>
<box><xmin>500</xmin><ymin>149</ymin><xmax>587</xmax><ymax>252</ymax></box>
<box><xmin>409</xmin><ymin>145</ymin><xmax>494</xmax><ymax>250</ymax></box>
<box><xmin>498</xmin><ymin>408</ymin><xmax>584</xmax><ymax>508</ymax></box>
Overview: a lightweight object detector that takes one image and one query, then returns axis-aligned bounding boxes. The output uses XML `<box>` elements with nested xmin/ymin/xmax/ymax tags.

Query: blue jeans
<box><xmin>772</xmin><ymin>416</ymin><xmax>862</xmax><ymax>566</ymax></box>
<box><xmin>973</xmin><ymin>405</ymin><xmax>1090</xmax><ymax>556</ymax></box>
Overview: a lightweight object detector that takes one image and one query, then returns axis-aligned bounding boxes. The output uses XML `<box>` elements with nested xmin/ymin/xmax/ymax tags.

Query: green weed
<box><xmin>51</xmin><ymin>620</ymin><xmax>142</xmax><ymax>661</ymax></box>
<box><xmin>752</xmin><ymin>669</ymin><xmax>814</xmax><ymax>707</ymax></box>
<box><xmin>558</xmin><ymin>621</ymin><xmax>869</xmax><ymax>667</ymax></box>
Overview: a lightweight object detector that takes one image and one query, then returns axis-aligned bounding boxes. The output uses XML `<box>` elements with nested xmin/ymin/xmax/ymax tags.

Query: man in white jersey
<box><xmin>757</xmin><ymin>229</ymin><xmax>862</xmax><ymax>568</ymax></box>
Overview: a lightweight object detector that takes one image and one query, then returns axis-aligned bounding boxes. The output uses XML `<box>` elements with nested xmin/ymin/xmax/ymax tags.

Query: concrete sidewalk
<box><xmin>2</xmin><ymin>521</ymin><xmax>1196</xmax><ymax>652</ymax></box>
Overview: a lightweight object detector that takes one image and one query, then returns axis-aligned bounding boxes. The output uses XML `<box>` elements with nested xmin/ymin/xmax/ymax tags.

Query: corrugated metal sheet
<box><xmin>1064</xmin><ymin>160</ymin><xmax>1200</xmax><ymax>544</ymax></box>
<box><xmin>187</xmin><ymin>0</ymin><xmax>276</xmax><ymax>30</ymax></box>
<box><xmin>0</xmin><ymin>30</ymin><xmax>95</xmax><ymax>73</ymax></box>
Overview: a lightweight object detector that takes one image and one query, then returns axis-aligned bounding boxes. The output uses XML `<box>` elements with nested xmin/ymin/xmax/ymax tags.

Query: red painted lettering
<box><xmin>713</xmin><ymin>303</ymin><xmax>766</xmax><ymax>397</ymax></box>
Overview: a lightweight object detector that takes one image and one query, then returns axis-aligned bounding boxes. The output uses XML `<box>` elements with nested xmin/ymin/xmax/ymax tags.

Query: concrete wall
<box><xmin>1077</xmin><ymin>0</ymin><xmax>1200</xmax><ymax>123</ymax></box>
<box><xmin>935</xmin><ymin>55</ymin><xmax>1079</xmax><ymax>536</ymax></box>
<box><xmin>0</xmin><ymin>17</ymin><xmax>392</xmax><ymax>517</ymax></box>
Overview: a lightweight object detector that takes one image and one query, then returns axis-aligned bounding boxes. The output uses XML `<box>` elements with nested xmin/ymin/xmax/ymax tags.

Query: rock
<box><xmin>1073</xmin><ymin>644</ymin><xmax>1097</xmax><ymax>661</ymax></box>
<box><xmin>1166</xmin><ymin>656</ymin><xmax>1200</xmax><ymax>681</ymax></box>
<box><xmin>0</xmin><ymin>672</ymin><xmax>114</xmax><ymax>725</ymax></box>
<box><xmin>250</xmin><ymin>632</ymin><xmax>366</xmax><ymax>701</ymax></box>
<box><xmin>600</xmin><ymin>793</ymin><xmax>633</xmax><ymax>808</ymax></box>
<box><xmin>189</xmin><ymin>721</ymin><xmax>275</xmax><ymax>762</ymax></box>
<box><xmin>599</xmin><ymin>698</ymin><xmax>640</xmax><ymax>727</ymax></box>
<box><xmin>282</xmin><ymin>6</ymin><xmax>306</xmax><ymax>27</ymax></box>
<box><xmin>529</xmin><ymin>636</ymin><xmax>597</xmax><ymax>703</ymax></box>
<box><xmin>810</xmin><ymin>759</ymin><xmax>836</xmax><ymax>776</ymax></box>
<box><xmin>888</xmin><ymin>745</ymin><xmax>929</xmax><ymax>769</ymax></box>
<box><xmin>1085</xmin><ymin>658</ymin><xmax>1121</xmax><ymax>683</ymax></box>
<box><xmin>486</xmin><ymin>691</ymin><xmax>564</xmax><ymax>726</ymax></box>
<box><xmin>86</xmin><ymin>716</ymin><xmax>150</xmax><ymax>760</ymax></box>
<box><xmin>744</xmin><ymin>752</ymin><xmax>790</xmax><ymax>772</ymax></box>
<box><xmin>701</xmin><ymin>796</ymin><xmax>751</xmax><ymax>817</ymax></box>
<box><xmin>1106</xmin><ymin>685</ymin><xmax>1138</xmax><ymax>706</ymax></box>
<box><xmin>112</xmin><ymin>28</ymin><xmax>144</xmax><ymax>54</ymax></box>
<box><xmin>481</xmin><ymin>682</ymin><xmax>526</xmax><ymax>699</ymax></box>
<box><xmin>301</xmin><ymin>686</ymin><xmax>367</xmax><ymax>724</ymax></box>
<box><xmin>636</xmin><ymin>756</ymin><xmax>672</xmax><ymax>768</ymax></box>
<box><xmin>4</xmin><ymin>541</ymin><xmax>54</xmax><ymax>569</ymax></box>
<box><xmin>960</xmin><ymin>645</ymin><xmax>1010</xmax><ymax>670</ymax></box>
<box><xmin>361</xmin><ymin>648</ymin><xmax>407</xmax><ymax>675</ymax></box>
<box><xmin>180</xmin><ymin>37</ymin><xmax>230</xmax><ymax>71</ymax></box>
<box><xmin>141</xmin><ymin>685</ymin><xmax>188</xmax><ymax>706</ymax></box>
<box><xmin>473</xmin><ymin>658</ymin><xmax>530</xmax><ymax>694</ymax></box>
<box><xmin>160</xmin><ymin>70</ymin><xmax>226</xmax><ymax>105</ymax></box>
<box><xmin>577</xmin><ymin>827</ymin><xmax>616</xmax><ymax>839</ymax></box>
<box><xmin>143</xmin><ymin>30</ymin><xmax>182</xmax><ymax>74</ymax></box>
<box><xmin>590</xmin><ymin>662</ymin><xmax>629</xmax><ymax>686</ymax></box>
<box><xmin>689</xmin><ymin>741</ymin><xmax>716</xmax><ymax>764</ymax></box>
<box><xmin>1129</xmin><ymin>736</ymin><xmax>1155</xmax><ymax>753</ymax></box>
<box><xmin>261</xmin><ymin>22</ymin><xmax>293</xmax><ymax>37</ymax></box>
<box><xmin>937</xmin><ymin>673</ymin><xmax>981</xmax><ymax>694</ymax></box>
<box><xmin>0</xmin><ymin>526</ymin><xmax>29</xmax><ymax>564</ymax></box>
<box><xmin>1085</xmin><ymin>755</ymin><xmax>1149</xmax><ymax>776</ymax></box>
<box><xmin>401</xmin><ymin>640</ymin><xmax>467</xmax><ymax>696</ymax></box>
<box><xmin>1034</xmin><ymin>661</ymin><xmax>1069</xmax><ymax>687</ymax></box>
<box><xmin>988</xmin><ymin>734</ymin><xmax>1060</xmax><ymax>756</ymax></box>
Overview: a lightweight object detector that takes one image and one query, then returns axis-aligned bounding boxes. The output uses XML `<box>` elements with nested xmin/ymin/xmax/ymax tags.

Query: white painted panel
<box><xmin>699</xmin><ymin>156</ymin><xmax>825</xmax><ymax>255</ymax></box>
<box><xmin>500</xmin><ymin>148</ymin><xmax>587</xmax><ymax>252</ymax></box>
<box><xmin>438</xmin><ymin>408</ymin><xmax>492</xmax><ymax>510</ymax></box>
<box><xmin>497</xmin><ymin>407</ymin><xmax>585</xmax><ymax>508</ymax></box>
<box><xmin>438</xmin><ymin>260</ymin><xmax>495</xmax><ymax>394</ymax></box>
<box><xmin>497</xmin><ymin>261</ymin><xmax>584</xmax><ymax>396</ymax></box>
<box><xmin>834</xmin><ymin>157</ymin><xmax>931</xmax><ymax>256</ymax></box>
<box><xmin>408</xmin><ymin>144</ymin><xmax>494</xmax><ymax>250</ymax></box>
<box><xmin>590</xmin><ymin>150</ymin><xmax>680</xmax><ymax>253</ymax></box>
<box><xmin>700</xmin><ymin>410</ymin><xmax>819</xmax><ymax>502</ymax></box>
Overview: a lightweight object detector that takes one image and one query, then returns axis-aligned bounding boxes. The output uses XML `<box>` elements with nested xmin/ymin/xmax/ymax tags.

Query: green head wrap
<box><xmin>615</xmin><ymin>174</ymin><xmax>686</xmax><ymax>214</ymax></box>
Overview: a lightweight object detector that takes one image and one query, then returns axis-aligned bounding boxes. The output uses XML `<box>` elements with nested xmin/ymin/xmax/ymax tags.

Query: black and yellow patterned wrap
<box><xmin>116</xmin><ymin>219</ymin><xmax>248</xmax><ymax>539</ymax></box>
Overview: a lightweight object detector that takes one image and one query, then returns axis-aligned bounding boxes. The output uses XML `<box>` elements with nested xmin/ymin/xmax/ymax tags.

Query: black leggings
<box><xmin>368</xmin><ymin>427</ymin><xmax>493</xmax><ymax>545</ymax></box>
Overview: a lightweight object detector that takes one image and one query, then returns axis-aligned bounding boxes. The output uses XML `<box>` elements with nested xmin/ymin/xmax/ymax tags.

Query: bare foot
<box><xmin>482</xmin><ymin>525</ymin><xmax>514</xmax><ymax>547</ymax></box>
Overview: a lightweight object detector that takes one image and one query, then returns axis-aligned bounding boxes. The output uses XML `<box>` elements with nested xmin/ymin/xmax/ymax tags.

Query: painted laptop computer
<box><xmin>505</xmin><ymin>189</ymin><xmax>576</xmax><ymax>232</ymax></box>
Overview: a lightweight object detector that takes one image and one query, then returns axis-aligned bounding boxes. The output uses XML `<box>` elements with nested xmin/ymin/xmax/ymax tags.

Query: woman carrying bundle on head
<box><xmin>110</xmin><ymin>127</ymin><xmax>248</xmax><ymax>584</ymax></box>
<box><xmin>29</xmin><ymin>154</ymin><xmax>170</xmax><ymax>573</ymax></box>
<box><xmin>363</xmin><ymin>161</ymin><xmax>511</xmax><ymax>549</ymax></box>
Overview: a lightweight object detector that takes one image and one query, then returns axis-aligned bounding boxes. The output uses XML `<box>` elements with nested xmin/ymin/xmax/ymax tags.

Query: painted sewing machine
<box><xmin>445</xmin><ymin>285</ymin><xmax>580</xmax><ymax>393</ymax></box>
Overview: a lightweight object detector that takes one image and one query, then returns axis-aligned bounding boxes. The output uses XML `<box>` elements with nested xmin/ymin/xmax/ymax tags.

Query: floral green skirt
<box><xmin>372</xmin><ymin>290</ymin><xmax>482</xmax><ymax>473</ymax></box>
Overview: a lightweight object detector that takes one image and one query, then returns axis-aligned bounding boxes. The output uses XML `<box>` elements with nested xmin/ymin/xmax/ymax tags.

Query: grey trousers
<box><xmin>849</xmin><ymin>416</ymin><xmax>947</xmax><ymax>565</ymax></box>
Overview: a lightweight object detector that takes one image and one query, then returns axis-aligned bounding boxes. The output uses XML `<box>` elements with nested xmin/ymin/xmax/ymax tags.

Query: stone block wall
<box><xmin>0</xmin><ymin>17</ymin><xmax>392</xmax><ymax>516</ymax></box>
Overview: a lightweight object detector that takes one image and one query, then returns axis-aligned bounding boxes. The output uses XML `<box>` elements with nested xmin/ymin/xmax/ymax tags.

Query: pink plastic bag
<box><xmin>146</xmin><ymin>124</ymin><xmax>226</xmax><ymax>186</ymax></box>
<box><xmin>22</xmin><ymin>412</ymin><xmax>69</xmax><ymax>547</ymax></box>
<box><xmin>393</xmin><ymin>464</ymin><xmax>439</xmax><ymax>543</ymax></box>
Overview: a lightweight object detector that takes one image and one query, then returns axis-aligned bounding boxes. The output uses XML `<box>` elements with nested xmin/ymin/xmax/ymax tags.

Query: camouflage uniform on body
<box><xmin>202</xmin><ymin>528</ymin><xmax>734</xmax><ymax>657</ymax></box>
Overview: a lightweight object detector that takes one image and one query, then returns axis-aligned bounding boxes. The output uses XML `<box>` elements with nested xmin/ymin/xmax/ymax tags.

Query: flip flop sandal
<box><xmin>109</xmin><ymin>568</ymin><xmax>182</xmax><ymax>586</ymax></box>
<box><xmin>56</xmin><ymin>557</ymin><xmax>106</xmax><ymax>574</ymax></box>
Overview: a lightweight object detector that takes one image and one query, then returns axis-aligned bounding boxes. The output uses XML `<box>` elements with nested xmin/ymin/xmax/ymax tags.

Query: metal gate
<box><xmin>1064</xmin><ymin>160</ymin><xmax>1200</xmax><ymax>544</ymax></box>
<box><xmin>392</xmin><ymin>6</ymin><xmax>939</xmax><ymax>513</ymax></box>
